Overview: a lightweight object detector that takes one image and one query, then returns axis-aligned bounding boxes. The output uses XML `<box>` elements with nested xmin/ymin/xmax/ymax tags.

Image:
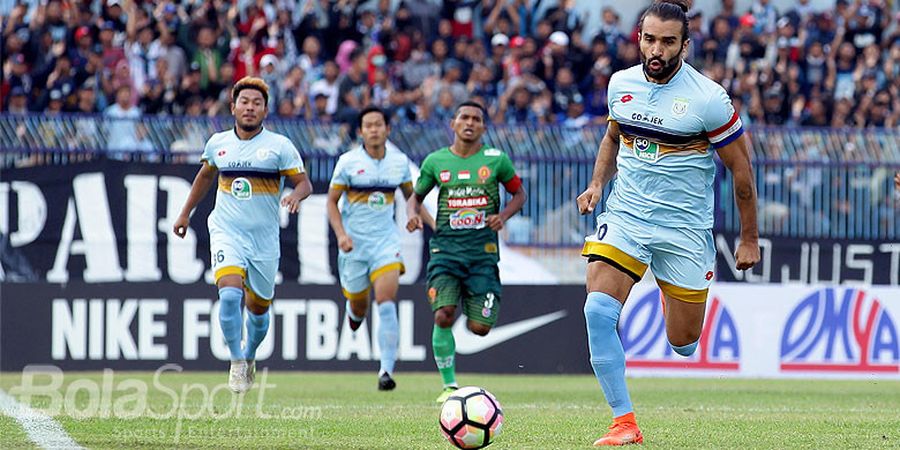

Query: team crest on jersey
<box><xmin>256</xmin><ymin>148</ymin><xmax>273</xmax><ymax>160</ymax></box>
<box><xmin>634</xmin><ymin>138</ymin><xmax>660</xmax><ymax>163</ymax></box>
<box><xmin>440</xmin><ymin>170</ymin><xmax>451</xmax><ymax>183</ymax></box>
<box><xmin>671</xmin><ymin>97</ymin><xmax>690</xmax><ymax>118</ymax></box>
<box><xmin>231</xmin><ymin>177</ymin><xmax>252</xmax><ymax>200</ymax></box>
<box><xmin>478</xmin><ymin>165</ymin><xmax>491</xmax><ymax>183</ymax></box>
<box><xmin>367</xmin><ymin>191</ymin><xmax>388</xmax><ymax>210</ymax></box>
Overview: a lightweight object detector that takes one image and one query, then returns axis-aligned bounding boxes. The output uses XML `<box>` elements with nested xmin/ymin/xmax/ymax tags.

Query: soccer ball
<box><xmin>439</xmin><ymin>386</ymin><xmax>504</xmax><ymax>449</ymax></box>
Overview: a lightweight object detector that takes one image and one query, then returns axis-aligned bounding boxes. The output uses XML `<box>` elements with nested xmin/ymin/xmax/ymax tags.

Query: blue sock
<box><xmin>670</xmin><ymin>340</ymin><xmax>699</xmax><ymax>357</ymax></box>
<box><xmin>584</xmin><ymin>291</ymin><xmax>634</xmax><ymax>417</ymax></box>
<box><xmin>218</xmin><ymin>287</ymin><xmax>244</xmax><ymax>361</ymax></box>
<box><xmin>244</xmin><ymin>309</ymin><xmax>270</xmax><ymax>361</ymax></box>
<box><xmin>377</xmin><ymin>301</ymin><xmax>399</xmax><ymax>375</ymax></box>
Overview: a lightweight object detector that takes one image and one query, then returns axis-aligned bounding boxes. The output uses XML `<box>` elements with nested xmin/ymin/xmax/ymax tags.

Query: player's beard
<box><xmin>238</xmin><ymin>117</ymin><xmax>263</xmax><ymax>133</ymax></box>
<box><xmin>641</xmin><ymin>52</ymin><xmax>682</xmax><ymax>81</ymax></box>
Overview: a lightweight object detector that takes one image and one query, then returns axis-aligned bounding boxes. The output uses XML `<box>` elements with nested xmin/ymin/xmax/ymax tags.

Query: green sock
<box><xmin>432</xmin><ymin>325</ymin><xmax>457</xmax><ymax>387</ymax></box>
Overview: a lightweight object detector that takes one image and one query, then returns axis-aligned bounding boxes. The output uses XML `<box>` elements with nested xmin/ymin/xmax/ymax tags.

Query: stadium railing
<box><xmin>2</xmin><ymin>113</ymin><xmax>899</xmax><ymax>243</ymax></box>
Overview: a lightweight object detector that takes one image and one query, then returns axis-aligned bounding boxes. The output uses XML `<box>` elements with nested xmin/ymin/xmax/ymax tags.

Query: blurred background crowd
<box><xmin>2</xmin><ymin>0</ymin><xmax>900</xmax><ymax>129</ymax></box>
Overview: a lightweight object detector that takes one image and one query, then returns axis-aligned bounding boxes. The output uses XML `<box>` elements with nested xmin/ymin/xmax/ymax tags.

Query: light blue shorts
<box><xmin>210</xmin><ymin>232</ymin><xmax>277</xmax><ymax>300</ymax></box>
<box><xmin>337</xmin><ymin>239</ymin><xmax>405</xmax><ymax>301</ymax></box>
<box><xmin>582</xmin><ymin>210</ymin><xmax>715</xmax><ymax>303</ymax></box>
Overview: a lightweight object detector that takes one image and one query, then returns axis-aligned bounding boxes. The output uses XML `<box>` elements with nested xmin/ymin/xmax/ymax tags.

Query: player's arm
<box><xmin>281</xmin><ymin>171</ymin><xmax>313</xmax><ymax>214</ymax></box>
<box><xmin>173</xmin><ymin>161</ymin><xmax>217</xmax><ymax>238</ymax></box>
<box><xmin>718</xmin><ymin>134</ymin><xmax>760</xmax><ymax>271</ymax></box>
<box><xmin>326</xmin><ymin>186</ymin><xmax>353</xmax><ymax>252</ymax></box>
<box><xmin>406</xmin><ymin>192</ymin><xmax>429</xmax><ymax>232</ymax></box>
<box><xmin>576</xmin><ymin>120</ymin><xmax>620</xmax><ymax>215</ymax></box>
<box><xmin>486</xmin><ymin>179</ymin><xmax>526</xmax><ymax>232</ymax></box>
<box><xmin>400</xmin><ymin>182</ymin><xmax>436</xmax><ymax>230</ymax></box>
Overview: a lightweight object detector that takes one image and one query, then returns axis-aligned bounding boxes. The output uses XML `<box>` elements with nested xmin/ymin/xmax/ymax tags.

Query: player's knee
<box><xmin>245</xmin><ymin>290</ymin><xmax>271</xmax><ymax>315</ymax></box>
<box><xmin>434</xmin><ymin>307</ymin><xmax>455</xmax><ymax>328</ymax></box>
<box><xmin>668</xmin><ymin>330</ymin><xmax>701</xmax><ymax>353</ymax></box>
<box><xmin>467</xmin><ymin>321</ymin><xmax>491</xmax><ymax>336</ymax></box>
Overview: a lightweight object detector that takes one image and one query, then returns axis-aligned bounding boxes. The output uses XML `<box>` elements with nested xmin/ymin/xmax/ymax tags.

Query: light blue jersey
<box><xmin>606</xmin><ymin>63</ymin><xmax>744</xmax><ymax>229</ymax></box>
<box><xmin>201</xmin><ymin>128</ymin><xmax>305</xmax><ymax>261</ymax></box>
<box><xmin>330</xmin><ymin>143</ymin><xmax>413</xmax><ymax>255</ymax></box>
<box><xmin>330</xmin><ymin>142</ymin><xmax>413</xmax><ymax>297</ymax></box>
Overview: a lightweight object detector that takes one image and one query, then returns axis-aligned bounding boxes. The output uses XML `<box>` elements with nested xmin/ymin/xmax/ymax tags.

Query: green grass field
<box><xmin>1</xmin><ymin>371</ymin><xmax>899</xmax><ymax>449</ymax></box>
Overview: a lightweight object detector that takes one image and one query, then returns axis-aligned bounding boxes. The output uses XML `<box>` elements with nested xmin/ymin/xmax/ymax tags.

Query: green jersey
<box><xmin>414</xmin><ymin>145</ymin><xmax>520</xmax><ymax>263</ymax></box>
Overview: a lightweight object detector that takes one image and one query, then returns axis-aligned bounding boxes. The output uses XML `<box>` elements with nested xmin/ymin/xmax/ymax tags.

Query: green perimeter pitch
<box><xmin>1</xmin><ymin>372</ymin><xmax>898</xmax><ymax>449</ymax></box>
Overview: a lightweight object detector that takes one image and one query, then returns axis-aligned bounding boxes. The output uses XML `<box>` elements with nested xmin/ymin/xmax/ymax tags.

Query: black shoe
<box><xmin>348</xmin><ymin>316</ymin><xmax>363</xmax><ymax>331</ymax></box>
<box><xmin>378</xmin><ymin>372</ymin><xmax>396</xmax><ymax>391</ymax></box>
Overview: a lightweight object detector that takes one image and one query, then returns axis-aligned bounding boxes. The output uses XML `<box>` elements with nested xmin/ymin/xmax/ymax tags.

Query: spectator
<box><xmin>310</xmin><ymin>60</ymin><xmax>341</xmax><ymax>116</ymax></box>
<box><xmin>336</xmin><ymin>47</ymin><xmax>371</xmax><ymax>124</ymax></box>
<box><xmin>105</xmin><ymin>85</ymin><xmax>147</xmax><ymax>153</ymax></box>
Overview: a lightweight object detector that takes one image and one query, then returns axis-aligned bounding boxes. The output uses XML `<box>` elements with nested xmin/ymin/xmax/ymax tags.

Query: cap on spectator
<box><xmin>107</xmin><ymin>0</ymin><xmax>122</xmax><ymax>8</ymax></box>
<box><xmin>510</xmin><ymin>36</ymin><xmax>525</xmax><ymax>48</ymax></box>
<box><xmin>49</xmin><ymin>89</ymin><xmax>63</xmax><ymax>101</ymax></box>
<box><xmin>189</xmin><ymin>61</ymin><xmax>201</xmax><ymax>73</ymax></box>
<box><xmin>100</xmin><ymin>20</ymin><xmax>116</xmax><ymax>31</ymax></box>
<box><xmin>549</xmin><ymin>31</ymin><xmax>569</xmax><ymax>47</ymax></box>
<box><xmin>313</xmin><ymin>91</ymin><xmax>328</xmax><ymax>99</ymax></box>
<box><xmin>260</xmin><ymin>54</ymin><xmax>279</xmax><ymax>67</ymax></box>
<box><xmin>442</xmin><ymin>58</ymin><xmax>463</xmax><ymax>73</ymax></box>
<box><xmin>491</xmin><ymin>34</ymin><xmax>509</xmax><ymax>47</ymax></box>
<box><xmin>10</xmin><ymin>86</ymin><xmax>26</xmax><ymax>97</ymax></box>
<box><xmin>164</xmin><ymin>4</ymin><xmax>177</xmax><ymax>14</ymax></box>
<box><xmin>739</xmin><ymin>13</ymin><xmax>756</xmax><ymax>28</ymax></box>
<box><xmin>688</xmin><ymin>9</ymin><xmax>702</xmax><ymax>20</ymax></box>
<box><xmin>75</xmin><ymin>26</ymin><xmax>91</xmax><ymax>41</ymax></box>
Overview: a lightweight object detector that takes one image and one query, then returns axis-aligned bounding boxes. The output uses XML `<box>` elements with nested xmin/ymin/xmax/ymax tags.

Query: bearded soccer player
<box><xmin>576</xmin><ymin>1</ymin><xmax>760</xmax><ymax>445</ymax></box>
<box><xmin>326</xmin><ymin>106</ymin><xmax>434</xmax><ymax>390</ymax></box>
<box><xmin>406</xmin><ymin>101</ymin><xmax>527</xmax><ymax>403</ymax></box>
<box><xmin>173</xmin><ymin>77</ymin><xmax>313</xmax><ymax>393</ymax></box>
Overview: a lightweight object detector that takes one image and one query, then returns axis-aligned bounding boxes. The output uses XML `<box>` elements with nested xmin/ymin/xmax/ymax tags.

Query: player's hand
<box><xmin>406</xmin><ymin>216</ymin><xmax>423</xmax><ymax>232</ymax></box>
<box><xmin>486</xmin><ymin>215</ymin><xmax>505</xmax><ymax>231</ymax></box>
<box><xmin>281</xmin><ymin>192</ymin><xmax>303</xmax><ymax>213</ymax></box>
<box><xmin>576</xmin><ymin>185</ymin><xmax>602</xmax><ymax>215</ymax></box>
<box><xmin>173</xmin><ymin>214</ymin><xmax>190</xmax><ymax>238</ymax></box>
<box><xmin>338</xmin><ymin>235</ymin><xmax>353</xmax><ymax>252</ymax></box>
<box><xmin>734</xmin><ymin>240</ymin><xmax>760</xmax><ymax>271</ymax></box>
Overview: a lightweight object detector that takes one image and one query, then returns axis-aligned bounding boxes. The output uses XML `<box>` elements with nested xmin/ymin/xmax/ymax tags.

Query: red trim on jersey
<box><xmin>503</xmin><ymin>175</ymin><xmax>522</xmax><ymax>193</ymax></box>
<box><xmin>709</xmin><ymin>111</ymin><xmax>739</xmax><ymax>138</ymax></box>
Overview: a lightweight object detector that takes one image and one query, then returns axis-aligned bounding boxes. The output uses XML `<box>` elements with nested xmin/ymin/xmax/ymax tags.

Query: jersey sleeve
<box><xmin>704</xmin><ymin>86</ymin><xmax>744</xmax><ymax>150</ymax></box>
<box><xmin>279</xmin><ymin>138</ymin><xmax>305</xmax><ymax>176</ymax></box>
<box><xmin>399</xmin><ymin>155</ymin><xmax>414</xmax><ymax>191</ymax></box>
<box><xmin>414</xmin><ymin>155</ymin><xmax>436</xmax><ymax>197</ymax></box>
<box><xmin>605</xmin><ymin>72</ymin><xmax>622</xmax><ymax>123</ymax></box>
<box><xmin>200</xmin><ymin>135</ymin><xmax>216</xmax><ymax>166</ymax></box>
<box><xmin>330</xmin><ymin>155</ymin><xmax>349</xmax><ymax>191</ymax></box>
<box><xmin>497</xmin><ymin>152</ymin><xmax>522</xmax><ymax>193</ymax></box>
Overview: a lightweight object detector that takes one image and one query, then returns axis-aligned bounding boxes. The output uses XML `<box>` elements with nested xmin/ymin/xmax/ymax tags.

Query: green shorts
<box><xmin>426</xmin><ymin>256</ymin><xmax>501</xmax><ymax>326</ymax></box>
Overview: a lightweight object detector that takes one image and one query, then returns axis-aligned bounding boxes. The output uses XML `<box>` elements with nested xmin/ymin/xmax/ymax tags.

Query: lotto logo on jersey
<box><xmin>780</xmin><ymin>288</ymin><xmax>899</xmax><ymax>374</ymax></box>
<box><xmin>449</xmin><ymin>208</ymin><xmax>486</xmax><ymax>230</ymax></box>
<box><xmin>633</xmin><ymin>138</ymin><xmax>659</xmax><ymax>163</ymax></box>
<box><xmin>448</xmin><ymin>196</ymin><xmax>488</xmax><ymax>209</ymax></box>
<box><xmin>619</xmin><ymin>289</ymin><xmax>740</xmax><ymax>371</ymax></box>
<box><xmin>230</xmin><ymin>177</ymin><xmax>252</xmax><ymax>200</ymax></box>
<box><xmin>367</xmin><ymin>192</ymin><xmax>388</xmax><ymax>211</ymax></box>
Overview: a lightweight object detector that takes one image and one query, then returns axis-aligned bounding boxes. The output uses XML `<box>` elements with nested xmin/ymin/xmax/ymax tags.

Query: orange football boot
<box><xmin>593</xmin><ymin>413</ymin><xmax>643</xmax><ymax>446</ymax></box>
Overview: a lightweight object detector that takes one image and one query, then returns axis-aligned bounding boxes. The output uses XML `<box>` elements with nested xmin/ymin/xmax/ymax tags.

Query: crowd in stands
<box><xmin>3</xmin><ymin>0</ymin><xmax>900</xmax><ymax>130</ymax></box>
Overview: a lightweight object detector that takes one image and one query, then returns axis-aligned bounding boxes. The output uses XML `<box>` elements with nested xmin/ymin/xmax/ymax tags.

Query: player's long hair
<box><xmin>232</xmin><ymin>77</ymin><xmax>270</xmax><ymax>105</ymax></box>
<box><xmin>639</xmin><ymin>0</ymin><xmax>691</xmax><ymax>42</ymax></box>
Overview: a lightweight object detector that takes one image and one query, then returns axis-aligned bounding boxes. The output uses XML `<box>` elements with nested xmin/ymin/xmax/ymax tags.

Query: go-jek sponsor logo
<box><xmin>619</xmin><ymin>289</ymin><xmax>739</xmax><ymax>370</ymax></box>
<box><xmin>449</xmin><ymin>208</ymin><xmax>485</xmax><ymax>230</ymax></box>
<box><xmin>780</xmin><ymin>288</ymin><xmax>899</xmax><ymax>373</ymax></box>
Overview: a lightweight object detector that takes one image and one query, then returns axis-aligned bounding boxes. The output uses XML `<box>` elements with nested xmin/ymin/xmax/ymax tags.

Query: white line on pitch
<box><xmin>0</xmin><ymin>389</ymin><xmax>83</xmax><ymax>449</ymax></box>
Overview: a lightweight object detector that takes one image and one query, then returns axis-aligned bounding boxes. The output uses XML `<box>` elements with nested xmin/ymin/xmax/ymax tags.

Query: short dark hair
<box><xmin>357</xmin><ymin>106</ymin><xmax>389</xmax><ymax>129</ymax></box>
<box><xmin>454</xmin><ymin>101</ymin><xmax>488</xmax><ymax>120</ymax></box>
<box><xmin>639</xmin><ymin>0</ymin><xmax>691</xmax><ymax>42</ymax></box>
